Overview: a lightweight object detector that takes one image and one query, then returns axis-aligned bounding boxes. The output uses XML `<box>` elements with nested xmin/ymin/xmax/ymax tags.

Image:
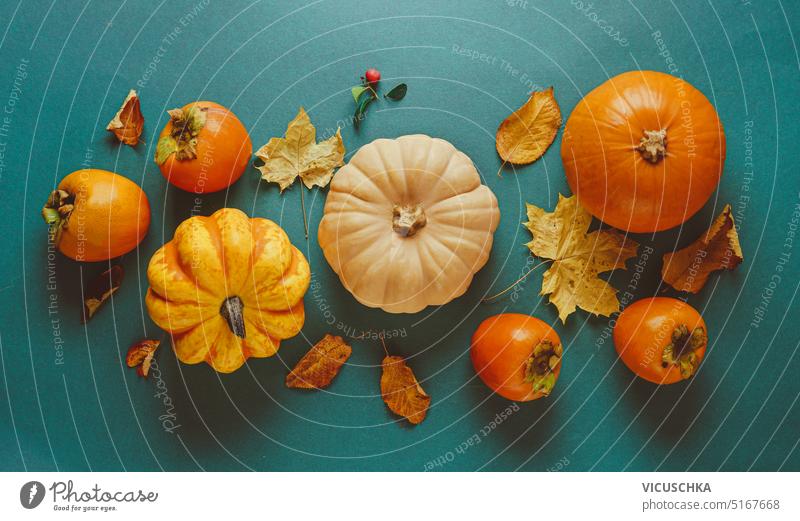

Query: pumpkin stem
<box><xmin>220</xmin><ymin>296</ymin><xmax>246</xmax><ymax>339</ymax></box>
<box><xmin>41</xmin><ymin>189</ymin><xmax>75</xmax><ymax>247</ymax></box>
<box><xmin>155</xmin><ymin>104</ymin><xmax>208</xmax><ymax>164</ymax></box>
<box><xmin>637</xmin><ymin>129</ymin><xmax>667</xmax><ymax>163</ymax></box>
<box><xmin>661</xmin><ymin>324</ymin><xmax>706</xmax><ymax>380</ymax></box>
<box><xmin>392</xmin><ymin>204</ymin><xmax>427</xmax><ymax>237</ymax></box>
<box><xmin>524</xmin><ymin>339</ymin><xmax>562</xmax><ymax>396</ymax></box>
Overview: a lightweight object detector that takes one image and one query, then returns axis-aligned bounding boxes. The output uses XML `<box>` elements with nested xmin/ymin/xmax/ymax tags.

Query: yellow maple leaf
<box><xmin>255</xmin><ymin>107</ymin><xmax>345</xmax><ymax>191</ymax></box>
<box><xmin>661</xmin><ymin>204</ymin><xmax>743</xmax><ymax>293</ymax></box>
<box><xmin>525</xmin><ymin>194</ymin><xmax>639</xmax><ymax>323</ymax></box>
<box><xmin>496</xmin><ymin>87</ymin><xmax>562</xmax><ymax>165</ymax></box>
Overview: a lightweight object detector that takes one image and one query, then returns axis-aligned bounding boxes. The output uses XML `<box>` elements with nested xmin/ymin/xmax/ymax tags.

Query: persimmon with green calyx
<box><xmin>613</xmin><ymin>297</ymin><xmax>708</xmax><ymax>384</ymax></box>
<box><xmin>155</xmin><ymin>101</ymin><xmax>252</xmax><ymax>194</ymax></box>
<box><xmin>470</xmin><ymin>313</ymin><xmax>562</xmax><ymax>401</ymax></box>
<box><xmin>41</xmin><ymin>169</ymin><xmax>150</xmax><ymax>262</ymax></box>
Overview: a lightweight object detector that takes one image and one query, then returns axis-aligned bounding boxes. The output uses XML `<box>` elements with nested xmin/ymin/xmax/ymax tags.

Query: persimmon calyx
<box><xmin>392</xmin><ymin>204</ymin><xmax>427</xmax><ymax>237</ymax></box>
<box><xmin>220</xmin><ymin>295</ymin><xmax>246</xmax><ymax>339</ymax></box>
<box><xmin>637</xmin><ymin>129</ymin><xmax>667</xmax><ymax>163</ymax></box>
<box><xmin>41</xmin><ymin>189</ymin><xmax>75</xmax><ymax>246</ymax></box>
<box><xmin>524</xmin><ymin>339</ymin><xmax>562</xmax><ymax>396</ymax></box>
<box><xmin>661</xmin><ymin>324</ymin><xmax>706</xmax><ymax>379</ymax></box>
<box><xmin>155</xmin><ymin>104</ymin><xmax>208</xmax><ymax>164</ymax></box>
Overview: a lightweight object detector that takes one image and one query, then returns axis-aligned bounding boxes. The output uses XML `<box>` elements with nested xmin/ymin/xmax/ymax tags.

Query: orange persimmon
<box><xmin>613</xmin><ymin>297</ymin><xmax>708</xmax><ymax>384</ymax></box>
<box><xmin>155</xmin><ymin>101</ymin><xmax>252</xmax><ymax>194</ymax></box>
<box><xmin>42</xmin><ymin>169</ymin><xmax>150</xmax><ymax>261</ymax></box>
<box><xmin>470</xmin><ymin>313</ymin><xmax>562</xmax><ymax>401</ymax></box>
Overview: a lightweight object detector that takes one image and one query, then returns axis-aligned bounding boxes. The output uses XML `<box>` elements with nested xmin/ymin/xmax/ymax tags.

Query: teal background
<box><xmin>1</xmin><ymin>0</ymin><xmax>798</xmax><ymax>471</ymax></box>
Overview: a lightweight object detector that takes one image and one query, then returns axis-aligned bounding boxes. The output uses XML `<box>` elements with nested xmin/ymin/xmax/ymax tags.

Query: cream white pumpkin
<box><xmin>318</xmin><ymin>135</ymin><xmax>500</xmax><ymax>313</ymax></box>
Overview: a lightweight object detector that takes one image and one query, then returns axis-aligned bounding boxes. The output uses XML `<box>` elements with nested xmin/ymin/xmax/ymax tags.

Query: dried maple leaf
<box><xmin>662</xmin><ymin>204</ymin><xmax>743</xmax><ymax>293</ymax></box>
<box><xmin>525</xmin><ymin>194</ymin><xmax>639</xmax><ymax>323</ymax></box>
<box><xmin>496</xmin><ymin>87</ymin><xmax>562</xmax><ymax>165</ymax></box>
<box><xmin>81</xmin><ymin>265</ymin><xmax>124</xmax><ymax>323</ymax></box>
<box><xmin>286</xmin><ymin>334</ymin><xmax>352</xmax><ymax>389</ymax></box>
<box><xmin>126</xmin><ymin>339</ymin><xmax>160</xmax><ymax>378</ymax></box>
<box><xmin>381</xmin><ymin>356</ymin><xmax>430</xmax><ymax>425</ymax></box>
<box><xmin>106</xmin><ymin>89</ymin><xmax>144</xmax><ymax>146</ymax></box>
<box><xmin>255</xmin><ymin>107</ymin><xmax>345</xmax><ymax>191</ymax></box>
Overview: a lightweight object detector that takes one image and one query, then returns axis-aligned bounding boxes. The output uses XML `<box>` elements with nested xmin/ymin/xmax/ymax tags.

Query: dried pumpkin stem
<box><xmin>524</xmin><ymin>339</ymin><xmax>562</xmax><ymax>396</ymax></box>
<box><xmin>637</xmin><ymin>129</ymin><xmax>667</xmax><ymax>163</ymax></box>
<box><xmin>220</xmin><ymin>295</ymin><xmax>246</xmax><ymax>339</ymax></box>
<box><xmin>392</xmin><ymin>204</ymin><xmax>427</xmax><ymax>237</ymax></box>
<box><xmin>661</xmin><ymin>324</ymin><xmax>706</xmax><ymax>380</ymax></box>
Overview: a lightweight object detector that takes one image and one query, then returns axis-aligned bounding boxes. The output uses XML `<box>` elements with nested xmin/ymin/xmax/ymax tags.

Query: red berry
<box><xmin>365</xmin><ymin>68</ymin><xmax>381</xmax><ymax>85</ymax></box>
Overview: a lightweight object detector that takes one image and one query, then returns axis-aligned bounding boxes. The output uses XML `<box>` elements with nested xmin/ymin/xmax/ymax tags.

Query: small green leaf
<box><xmin>353</xmin><ymin>89</ymin><xmax>376</xmax><ymax>129</ymax></box>
<box><xmin>155</xmin><ymin>136</ymin><xmax>177</xmax><ymax>164</ymax></box>
<box><xmin>384</xmin><ymin>83</ymin><xmax>407</xmax><ymax>101</ymax></box>
<box><xmin>351</xmin><ymin>85</ymin><xmax>367</xmax><ymax>103</ymax></box>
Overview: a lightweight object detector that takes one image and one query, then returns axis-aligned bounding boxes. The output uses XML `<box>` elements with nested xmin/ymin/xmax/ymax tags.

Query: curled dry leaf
<box><xmin>255</xmin><ymin>107</ymin><xmax>345</xmax><ymax>191</ymax></box>
<box><xmin>106</xmin><ymin>89</ymin><xmax>144</xmax><ymax>146</ymax></box>
<box><xmin>661</xmin><ymin>204</ymin><xmax>743</xmax><ymax>293</ymax></box>
<box><xmin>126</xmin><ymin>339</ymin><xmax>160</xmax><ymax>378</ymax></box>
<box><xmin>380</xmin><ymin>356</ymin><xmax>430</xmax><ymax>425</ymax></box>
<box><xmin>496</xmin><ymin>87</ymin><xmax>562</xmax><ymax>166</ymax></box>
<box><xmin>286</xmin><ymin>334</ymin><xmax>352</xmax><ymax>389</ymax></box>
<box><xmin>81</xmin><ymin>265</ymin><xmax>124</xmax><ymax>323</ymax></box>
<box><xmin>525</xmin><ymin>194</ymin><xmax>639</xmax><ymax>323</ymax></box>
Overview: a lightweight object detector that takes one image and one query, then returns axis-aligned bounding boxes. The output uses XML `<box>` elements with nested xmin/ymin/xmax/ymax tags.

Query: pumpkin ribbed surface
<box><xmin>318</xmin><ymin>134</ymin><xmax>500</xmax><ymax>314</ymax></box>
<box><xmin>561</xmin><ymin>70</ymin><xmax>725</xmax><ymax>232</ymax></box>
<box><xmin>145</xmin><ymin>208</ymin><xmax>310</xmax><ymax>373</ymax></box>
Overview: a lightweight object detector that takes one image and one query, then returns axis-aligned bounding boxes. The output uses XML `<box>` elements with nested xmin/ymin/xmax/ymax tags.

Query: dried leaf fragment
<box><xmin>381</xmin><ymin>356</ymin><xmax>430</xmax><ymax>425</ymax></box>
<box><xmin>126</xmin><ymin>339</ymin><xmax>160</xmax><ymax>378</ymax></box>
<box><xmin>106</xmin><ymin>89</ymin><xmax>144</xmax><ymax>146</ymax></box>
<box><xmin>286</xmin><ymin>334</ymin><xmax>352</xmax><ymax>389</ymax></box>
<box><xmin>255</xmin><ymin>107</ymin><xmax>345</xmax><ymax>191</ymax></box>
<box><xmin>661</xmin><ymin>204</ymin><xmax>743</xmax><ymax>293</ymax></box>
<box><xmin>525</xmin><ymin>194</ymin><xmax>639</xmax><ymax>323</ymax></box>
<box><xmin>81</xmin><ymin>265</ymin><xmax>124</xmax><ymax>323</ymax></box>
<box><xmin>496</xmin><ymin>87</ymin><xmax>562</xmax><ymax>165</ymax></box>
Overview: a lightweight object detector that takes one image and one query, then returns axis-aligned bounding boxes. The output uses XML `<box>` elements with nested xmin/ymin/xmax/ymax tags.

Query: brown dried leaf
<box><xmin>662</xmin><ymin>204</ymin><xmax>743</xmax><ymax>293</ymax></box>
<box><xmin>106</xmin><ymin>89</ymin><xmax>144</xmax><ymax>146</ymax></box>
<box><xmin>286</xmin><ymin>334</ymin><xmax>352</xmax><ymax>389</ymax></box>
<box><xmin>381</xmin><ymin>356</ymin><xmax>430</xmax><ymax>425</ymax></box>
<box><xmin>496</xmin><ymin>87</ymin><xmax>562</xmax><ymax>165</ymax></box>
<box><xmin>81</xmin><ymin>265</ymin><xmax>124</xmax><ymax>323</ymax></box>
<box><xmin>126</xmin><ymin>339</ymin><xmax>160</xmax><ymax>378</ymax></box>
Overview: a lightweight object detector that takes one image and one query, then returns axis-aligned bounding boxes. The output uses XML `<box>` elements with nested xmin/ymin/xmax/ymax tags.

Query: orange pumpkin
<box><xmin>155</xmin><ymin>101</ymin><xmax>252</xmax><ymax>194</ymax></box>
<box><xmin>561</xmin><ymin>71</ymin><xmax>725</xmax><ymax>233</ymax></box>
<box><xmin>145</xmin><ymin>208</ymin><xmax>310</xmax><ymax>373</ymax></box>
